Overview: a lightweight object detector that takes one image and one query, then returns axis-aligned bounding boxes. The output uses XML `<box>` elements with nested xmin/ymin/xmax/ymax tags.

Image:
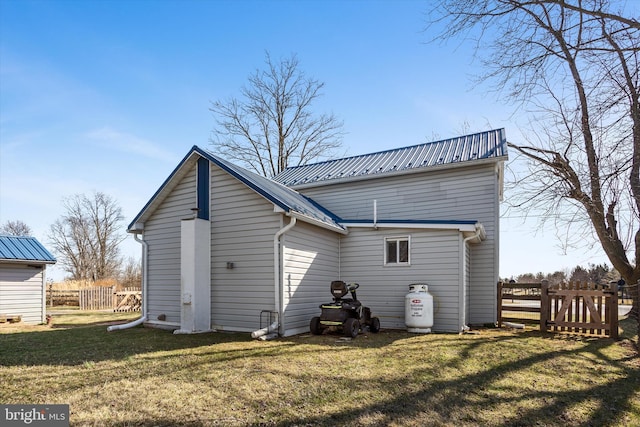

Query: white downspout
<box><xmin>461</xmin><ymin>225</ymin><xmax>482</xmax><ymax>332</ymax></box>
<box><xmin>108</xmin><ymin>233</ymin><xmax>148</xmax><ymax>331</ymax></box>
<box><xmin>251</xmin><ymin>216</ymin><xmax>297</xmax><ymax>339</ymax></box>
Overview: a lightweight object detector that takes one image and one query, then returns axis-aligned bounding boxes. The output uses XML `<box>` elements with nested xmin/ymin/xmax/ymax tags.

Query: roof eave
<box><xmin>340</xmin><ymin>220</ymin><xmax>482</xmax><ymax>233</ymax></box>
<box><xmin>289</xmin><ymin>211</ymin><xmax>348</xmax><ymax>235</ymax></box>
<box><xmin>0</xmin><ymin>258</ymin><xmax>56</xmax><ymax>265</ymax></box>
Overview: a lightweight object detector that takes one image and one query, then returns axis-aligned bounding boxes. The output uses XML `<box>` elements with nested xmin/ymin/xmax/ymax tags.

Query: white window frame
<box><xmin>384</xmin><ymin>236</ymin><xmax>411</xmax><ymax>266</ymax></box>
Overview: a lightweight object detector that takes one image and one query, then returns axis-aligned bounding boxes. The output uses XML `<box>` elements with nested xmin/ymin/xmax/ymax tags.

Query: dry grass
<box><xmin>0</xmin><ymin>312</ymin><xmax>638</xmax><ymax>426</ymax></box>
<box><xmin>50</xmin><ymin>278</ymin><xmax>119</xmax><ymax>290</ymax></box>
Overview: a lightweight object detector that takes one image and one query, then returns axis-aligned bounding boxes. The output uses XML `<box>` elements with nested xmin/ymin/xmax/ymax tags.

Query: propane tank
<box><xmin>405</xmin><ymin>283</ymin><xmax>433</xmax><ymax>333</ymax></box>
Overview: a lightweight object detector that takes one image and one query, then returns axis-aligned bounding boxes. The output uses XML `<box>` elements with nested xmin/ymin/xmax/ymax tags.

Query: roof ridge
<box><xmin>278</xmin><ymin>128</ymin><xmax>506</xmax><ymax>172</ymax></box>
<box><xmin>273</xmin><ymin>128</ymin><xmax>508</xmax><ymax>187</ymax></box>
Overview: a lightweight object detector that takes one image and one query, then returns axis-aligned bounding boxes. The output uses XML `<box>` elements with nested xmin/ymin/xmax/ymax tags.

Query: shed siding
<box><xmin>0</xmin><ymin>264</ymin><xmax>45</xmax><ymax>324</ymax></box>
<box><xmin>300</xmin><ymin>164</ymin><xmax>499</xmax><ymax>325</ymax></box>
<box><xmin>339</xmin><ymin>228</ymin><xmax>461</xmax><ymax>332</ymax></box>
<box><xmin>282</xmin><ymin>221</ymin><xmax>340</xmax><ymax>336</ymax></box>
<box><xmin>144</xmin><ymin>162</ymin><xmax>197</xmax><ymax>326</ymax></box>
<box><xmin>210</xmin><ymin>164</ymin><xmax>281</xmax><ymax>332</ymax></box>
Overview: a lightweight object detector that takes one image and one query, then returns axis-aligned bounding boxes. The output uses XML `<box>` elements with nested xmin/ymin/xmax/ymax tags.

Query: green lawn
<box><xmin>0</xmin><ymin>312</ymin><xmax>638</xmax><ymax>426</ymax></box>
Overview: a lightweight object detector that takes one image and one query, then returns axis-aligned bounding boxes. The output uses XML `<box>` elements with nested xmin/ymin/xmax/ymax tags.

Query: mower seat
<box><xmin>330</xmin><ymin>281</ymin><xmax>349</xmax><ymax>299</ymax></box>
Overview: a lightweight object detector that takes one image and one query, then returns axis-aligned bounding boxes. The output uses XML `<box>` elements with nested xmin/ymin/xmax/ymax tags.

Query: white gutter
<box><xmin>460</xmin><ymin>225</ymin><xmax>483</xmax><ymax>332</ymax></box>
<box><xmin>288</xmin><ymin>211</ymin><xmax>347</xmax><ymax>235</ymax></box>
<box><xmin>108</xmin><ymin>233</ymin><xmax>148</xmax><ymax>331</ymax></box>
<box><xmin>343</xmin><ymin>222</ymin><xmax>478</xmax><ymax>233</ymax></box>
<box><xmin>252</xmin><ymin>216</ymin><xmax>297</xmax><ymax>339</ymax></box>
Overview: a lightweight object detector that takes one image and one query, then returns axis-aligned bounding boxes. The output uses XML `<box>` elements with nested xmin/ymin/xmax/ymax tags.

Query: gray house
<box><xmin>124</xmin><ymin>129</ymin><xmax>508</xmax><ymax>335</ymax></box>
<box><xmin>0</xmin><ymin>235</ymin><xmax>56</xmax><ymax>324</ymax></box>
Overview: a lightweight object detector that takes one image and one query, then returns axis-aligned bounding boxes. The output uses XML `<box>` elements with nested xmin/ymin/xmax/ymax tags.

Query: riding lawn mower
<box><xmin>309</xmin><ymin>280</ymin><xmax>380</xmax><ymax>338</ymax></box>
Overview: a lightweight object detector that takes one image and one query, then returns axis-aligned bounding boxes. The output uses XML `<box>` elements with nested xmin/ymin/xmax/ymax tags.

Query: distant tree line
<box><xmin>1</xmin><ymin>192</ymin><xmax>141</xmax><ymax>287</ymax></box>
<box><xmin>503</xmin><ymin>263</ymin><xmax>620</xmax><ymax>286</ymax></box>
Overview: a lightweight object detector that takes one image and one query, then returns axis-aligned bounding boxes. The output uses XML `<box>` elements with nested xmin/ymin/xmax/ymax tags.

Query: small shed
<box><xmin>0</xmin><ymin>235</ymin><xmax>56</xmax><ymax>324</ymax></box>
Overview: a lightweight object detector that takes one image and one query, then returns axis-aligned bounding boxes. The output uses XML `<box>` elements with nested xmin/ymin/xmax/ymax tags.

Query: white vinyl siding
<box><xmin>282</xmin><ymin>221</ymin><xmax>340</xmax><ymax>336</ymax></box>
<box><xmin>299</xmin><ymin>164</ymin><xmax>499</xmax><ymax>326</ymax></box>
<box><xmin>339</xmin><ymin>228</ymin><xmax>461</xmax><ymax>332</ymax></box>
<box><xmin>0</xmin><ymin>264</ymin><xmax>46</xmax><ymax>324</ymax></box>
<box><xmin>144</xmin><ymin>162</ymin><xmax>198</xmax><ymax>326</ymax></box>
<box><xmin>210</xmin><ymin>164</ymin><xmax>281</xmax><ymax>332</ymax></box>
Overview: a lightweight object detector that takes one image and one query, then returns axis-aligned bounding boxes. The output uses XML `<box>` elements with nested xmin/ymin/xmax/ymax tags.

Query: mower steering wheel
<box><xmin>348</xmin><ymin>283</ymin><xmax>360</xmax><ymax>290</ymax></box>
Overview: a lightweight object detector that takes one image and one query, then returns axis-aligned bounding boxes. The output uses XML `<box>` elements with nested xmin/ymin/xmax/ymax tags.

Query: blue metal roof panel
<box><xmin>274</xmin><ymin>128</ymin><xmax>508</xmax><ymax>187</ymax></box>
<box><xmin>0</xmin><ymin>235</ymin><xmax>56</xmax><ymax>263</ymax></box>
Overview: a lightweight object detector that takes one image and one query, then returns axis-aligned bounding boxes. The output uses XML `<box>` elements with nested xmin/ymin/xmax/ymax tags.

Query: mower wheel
<box><xmin>310</xmin><ymin>317</ymin><xmax>322</xmax><ymax>335</ymax></box>
<box><xmin>344</xmin><ymin>318</ymin><xmax>360</xmax><ymax>338</ymax></box>
<box><xmin>370</xmin><ymin>317</ymin><xmax>381</xmax><ymax>333</ymax></box>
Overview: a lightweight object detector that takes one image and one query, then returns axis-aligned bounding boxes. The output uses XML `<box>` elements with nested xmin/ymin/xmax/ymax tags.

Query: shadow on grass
<box><xmin>264</xmin><ymin>321</ymin><xmax>639</xmax><ymax>427</ymax></box>
<box><xmin>0</xmin><ymin>324</ymin><xmax>252</xmax><ymax>367</ymax></box>
<box><xmin>2</xmin><ymin>314</ymin><xmax>637</xmax><ymax>426</ymax></box>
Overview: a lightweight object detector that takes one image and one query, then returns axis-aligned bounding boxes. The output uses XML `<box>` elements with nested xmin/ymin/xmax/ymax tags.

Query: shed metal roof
<box><xmin>274</xmin><ymin>128</ymin><xmax>508</xmax><ymax>188</ymax></box>
<box><xmin>0</xmin><ymin>235</ymin><xmax>56</xmax><ymax>264</ymax></box>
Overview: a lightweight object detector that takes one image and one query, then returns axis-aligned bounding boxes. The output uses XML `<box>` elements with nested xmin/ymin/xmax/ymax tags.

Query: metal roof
<box><xmin>128</xmin><ymin>146</ymin><xmax>346</xmax><ymax>234</ymax></box>
<box><xmin>0</xmin><ymin>235</ymin><xmax>56</xmax><ymax>264</ymax></box>
<box><xmin>274</xmin><ymin>128</ymin><xmax>508</xmax><ymax>188</ymax></box>
<box><xmin>197</xmin><ymin>148</ymin><xmax>345</xmax><ymax>233</ymax></box>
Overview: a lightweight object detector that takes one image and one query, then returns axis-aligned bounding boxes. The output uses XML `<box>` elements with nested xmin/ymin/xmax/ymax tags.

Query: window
<box><xmin>385</xmin><ymin>237</ymin><xmax>410</xmax><ymax>265</ymax></box>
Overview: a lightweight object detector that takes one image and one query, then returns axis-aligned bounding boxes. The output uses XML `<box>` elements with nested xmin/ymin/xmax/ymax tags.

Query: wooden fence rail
<box><xmin>48</xmin><ymin>289</ymin><xmax>80</xmax><ymax>307</ymax></box>
<box><xmin>498</xmin><ymin>280</ymin><xmax>618</xmax><ymax>339</ymax></box>
<box><xmin>497</xmin><ymin>282</ymin><xmax>542</xmax><ymax>326</ymax></box>
<box><xmin>47</xmin><ymin>286</ymin><xmax>141</xmax><ymax>312</ymax></box>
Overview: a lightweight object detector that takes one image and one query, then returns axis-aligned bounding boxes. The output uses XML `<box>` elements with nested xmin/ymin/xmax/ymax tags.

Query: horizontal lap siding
<box><xmin>0</xmin><ymin>264</ymin><xmax>44</xmax><ymax>324</ymax></box>
<box><xmin>282</xmin><ymin>222</ymin><xmax>340</xmax><ymax>335</ymax></box>
<box><xmin>339</xmin><ymin>228</ymin><xmax>461</xmax><ymax>332</ymax></box>
<box><xmin>210</xmin><ymin>165</ymin><xmax>280</xmax><ymax>332</ymax></box>
<box><xmin>144</xmin><ymin>163</ymin><xmax>197</xmax><ymax>325</ymax></box>
<box><xmin>300</xmin><ymin>164</ymin><xmax>499</xmax><ymax>326</ymax></box>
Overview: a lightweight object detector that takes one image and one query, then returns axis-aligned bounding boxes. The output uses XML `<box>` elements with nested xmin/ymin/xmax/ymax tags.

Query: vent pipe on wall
<box><xmin>373</xmin><ymin>200</ymin><xmax>378</xmax><ymax>229</ymax></box>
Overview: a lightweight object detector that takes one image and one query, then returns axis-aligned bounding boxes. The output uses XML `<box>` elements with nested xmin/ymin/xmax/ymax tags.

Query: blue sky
<box><xmin>1</xmin><ymin>0</ymin><xmax>611</xmax><ymax>281</ymax></box>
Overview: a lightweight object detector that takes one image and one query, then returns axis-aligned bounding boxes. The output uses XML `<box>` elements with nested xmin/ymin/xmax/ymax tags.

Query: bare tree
<box><xmin>0</xmin><ymin>220</ymin><xmax>32</xmax><ymax>236</ymax></box>
<box><xmin>118</xmin><ymin>256</ymin><xmax>141</xmax><ymax>289</ymax></box>
<box><xmin>210</xmin><ymin>52</ymin><xmax>344</xmax><ymax>178</ymax></box>
<box><xmin>428</xmin><ymin>0</ymin><xmax>640</xmax><ymax>318</ymax></box>
<box><xmin>49</xmin><ymin>192</ymin><xmax>125</xmax><ymax>281</ymax></box>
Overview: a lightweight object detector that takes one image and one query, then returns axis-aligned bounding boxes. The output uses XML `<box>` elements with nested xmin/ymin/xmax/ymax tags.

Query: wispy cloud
<box><xmin>86</xmin><ymin>127</ymin><xmax>177</xmax><ymax>163</ymax></box>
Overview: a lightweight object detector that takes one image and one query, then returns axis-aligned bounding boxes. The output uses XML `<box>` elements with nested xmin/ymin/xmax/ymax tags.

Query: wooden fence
<box><xmin>79</xmin><ymin>286</ymin><xmax>115</xmax><ymax>310</ymax></box>
<box><xmin>113</xmin><ymin>288</ymin><xmax>142</xmax><ymax>312</ymax></box>
<box><xmin>48</xmin><ymin>289</ymin><xmax>80</xmax><ymax>307</ymax></box>
<box><xmin>48</xmin><ymin>286</ymin><xmax>141</xmax><ymax>312</ymax></box>
<box><xmin>498</xmin><ymin>280</ymin><xmax>619</xmax><ymax>339</ymax></box>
